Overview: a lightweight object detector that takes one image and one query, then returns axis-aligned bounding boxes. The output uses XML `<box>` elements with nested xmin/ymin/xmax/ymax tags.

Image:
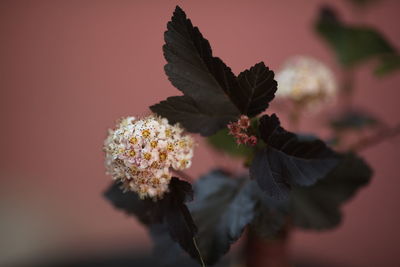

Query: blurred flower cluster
<box><xmin>103</xmin><ymin>115</ymin><xmax>194</xmax><ymax>200</ymax></box>
<box><xmin>276</xmin><ymin>56</ymin><xmax>337</xmax><ymax>110</ymax></box>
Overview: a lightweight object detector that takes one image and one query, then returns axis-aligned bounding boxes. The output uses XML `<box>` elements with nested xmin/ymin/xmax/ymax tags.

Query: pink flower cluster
<box><xmin>227</xmin><ymin>115</ymin><xmax>257</xmax><ymax>146</ymax></box>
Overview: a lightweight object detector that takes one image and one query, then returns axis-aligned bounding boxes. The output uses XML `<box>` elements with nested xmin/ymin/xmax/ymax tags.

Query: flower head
<box><xmin>276</xmin><ymin>56</ymin><xmax>337</xmax><ymax>109</ymax></box>
<box><xmin>103</xmin><ymin>115</ymin><xmax>194</xmax><ymax>200</ymax></box>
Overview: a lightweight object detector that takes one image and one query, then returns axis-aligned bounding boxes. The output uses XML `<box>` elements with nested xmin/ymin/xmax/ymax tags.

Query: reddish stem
<box><xmin>245</xmin><ymin>228</ymin><xmax>291</xmax><ymax>267</ymax></box>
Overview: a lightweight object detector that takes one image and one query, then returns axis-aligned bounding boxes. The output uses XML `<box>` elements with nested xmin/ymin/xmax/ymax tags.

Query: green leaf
<box><xmin>207</xmin><ymin>128</ymin><xmax>254</xmax><ymax>158</ymax></box>
<box><xmin>291</xmin><ymin>153</ymin><xmax>372</xmax><ymax>230</ymax></box>
<box><xmin>330</xmin><ymin>109</ymin><xmax>380</xmax><ymax>131</ymax></box>
<box><xmin>188</xmin><ymin>170</ymin><xmax>257</xmax><ymax>265</ymax></box>
<box><xmin>151</xmin><ymin>6</ymin><xmax>240</xmax><ymax>136</ymax></box>
<box><xmin>375</xmin><ymin>54</ymin><xmax>400</xmax><ymax>76</ymax></box>
<box><xmin>235</xmin><ymin>62</ymin><xmax>277</xmax><ymax>117</ymax></box>
<box><xmin>250</xmin><ymin>114</ymin><xmax>339</xmax><ymax>200</ymax></box>
<box><xmin>316</xmin><ymin>6</ymin><xmax>396</xmax><ymax>67</ymax></box>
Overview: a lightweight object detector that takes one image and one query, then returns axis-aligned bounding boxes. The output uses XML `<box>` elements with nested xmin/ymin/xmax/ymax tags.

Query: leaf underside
<box><xmin>149</xmin><ymin>170</ymin><xmax>257</xmax><ymax>265</ymax></box>
<box><xmin>249</xmin><ymin>181</ymin><xmax>289</xmax><ymax>238</ymax></box>
<box><xmin>207</xmin><ymin>128</ymin><xmax>254</xmax><ymax>158</ymax></box>
<box><xmin>187</xmin><ymin>170</ymin><xmax>257</xmax><ymax>265</ymax></box>
<box><xmin>291</xmin><ymin>153</ymin><xmax>372</xmax><ymax>230</ymax></box>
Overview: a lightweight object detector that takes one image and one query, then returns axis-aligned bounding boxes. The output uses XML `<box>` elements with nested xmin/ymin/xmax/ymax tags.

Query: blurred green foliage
<box><xmin>207</xmin><ymin>128</ymin><xmax>254</xmax><ymax>158</ymax></box>
<box><xmin>347</xmin><ymin>0</ymin><xmax>381</xmax><ymax>8</ymax></box>
<box><xmin>316</xmin><ymin>6</ymin><xmax>399</xmax><ymax>75</ymax></box>
<box><xmin>330</xmin><ymin>109</ymin><xmax>380</xmax><ymax>131</ymax></box>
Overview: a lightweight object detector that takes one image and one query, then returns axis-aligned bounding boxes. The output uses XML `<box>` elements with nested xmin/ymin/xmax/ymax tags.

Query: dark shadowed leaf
<box><xmin>291</xmin><ymin>153</ymin><xmax>372</xmax><ymax>230</ymax></box>
<box><xmin>207</xmin><ymin>128</ymin><xmax>254</xmax><ymax>158</ymax></box>
<box><xmin>249</xmin><ymin>182</ymin><xmax>289</xmax><ymax>238</ymax></box>
<box><xmin>250</xmin><ymin>148</ymin><xmax>291</xmax><ymax>200</ymax></box>
<box><xmin>150</xmin><ymin>224</ymin><xmax>231</xmax><ymax>267</ymax></box>
<box><xmin>160</xmin><ymin>178</ymin><xmax>200</xmax><ymax>262</ymax></box>
<box><xmin>187</xmin><ymin>170</ymin><xmax>257</xmax><ymax>265</ymax></box>
<box><xmin>151</xmin><ymin>96</ymin><xmax>236</xmax><ymax>136</ymax></box>
<box><xmin>103</xmin><ymin>182</ymin><xmax>163</xmax><ymax>225</ymax></box>
<box><xmin>330</xmin><ymin>109</ymin><xmax>380</xmax><ymax>131</ymax></box>
<box><xmin>250</xmin><ymin>208</ymin><xmax>285</xmax><ymax>239</ymax></box>
<box><xmin>151</xmin><ymin>6</ymin><xmax>240</xmax><ymax>136</ymax></box>
<box><xmin>250</xmin><ymin>114</ymin><xmax>338</xmax><ymax>199</ymax></box>
<box><xmin>148</xmin><ymin>170</ymin><xmax>256</xmax><ymax>266</ymax></box>
<box><xmin>104</xmin><ymin>178</ymin><xmax>202</xmax><ymax>263</ymax></box>
<box><xmin>150</xmin><ymin>224</ymin><xmax>199</xmax><ymax>267</ymax></box>
<box><xmin>316</xmin><ymin>6</ymin><xmax>397</xmax><ymax>67</ymax></box>
<box><xmin>235</xmin><ymin>62</ymin><xmax>277</xmax><ymax>117</ymax></box>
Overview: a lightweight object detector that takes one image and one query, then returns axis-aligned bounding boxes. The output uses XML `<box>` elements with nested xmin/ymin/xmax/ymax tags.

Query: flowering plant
<box><xmin>103</xmin><ymin>6</ymin><xmax>372</xmax><ymax>266</ymax></box>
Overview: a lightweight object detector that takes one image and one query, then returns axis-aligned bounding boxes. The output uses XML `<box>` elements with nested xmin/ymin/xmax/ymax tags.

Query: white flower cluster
<box><xmin>104</xmin><ymin>115</ymin><xmax>194</xmax><ymax>200</ymax></box>
<box><xmin>276</xmin><ymin>56</ymin><xmax>337</xmax><ymax>108</ymax></box>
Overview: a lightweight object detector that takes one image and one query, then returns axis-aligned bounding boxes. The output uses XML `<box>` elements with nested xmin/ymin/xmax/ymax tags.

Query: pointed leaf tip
<box><xmin>154</xmin><ymin>5</ymin><xmax>240</xmax><ymax>135</ymax></box>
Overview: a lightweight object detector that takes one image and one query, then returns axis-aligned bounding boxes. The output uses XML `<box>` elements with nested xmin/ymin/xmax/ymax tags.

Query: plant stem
<box><xmin>193</xmin><ymin>237</ymin><xmax>206</xmax><ymax>267</ymax></box>
<box><xmin>351</xmin><ymin>123</ymin><xmax>400</xmax><ymax>151</ymax></box>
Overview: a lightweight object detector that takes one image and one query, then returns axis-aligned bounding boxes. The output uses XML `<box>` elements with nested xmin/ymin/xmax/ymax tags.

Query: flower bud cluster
<box><xmin>104</xmin><ymin>115</ymin><xmax>194</xmax><ymax>200</ymax></box>
<box><xmin>227</xmin><ymin>115</ymin><xmax>257</xmax><ymax>146</ymax></box>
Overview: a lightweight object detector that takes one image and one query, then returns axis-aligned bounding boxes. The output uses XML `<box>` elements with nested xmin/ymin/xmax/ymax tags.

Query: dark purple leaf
<box><xmin>291</xmin><ymin>153</ymin><xmax>372</xmax><ymax>229</ymax></box>
<box><xmin>236</xmin><ymin>62</ymin><xmax>277</xmax><ymax>117</ymax></box>
<box><xmin>104</xmin><ymin>177</ymin><xmax>202</xmax><ymax>263</ymax></box>
<box><xmin>250</xmin><ymin>114</ymin><xmax>338</xmax><ymax>199</ymax></box>
<box><xmin>151</xmin><ymin>6</ymin><xmax>240</xmax><ymax>136</ymax></box>
<box><xmin>151</xmin><ymin>96</ymin><xmax>237</xmax><ymax>136</ymax></box>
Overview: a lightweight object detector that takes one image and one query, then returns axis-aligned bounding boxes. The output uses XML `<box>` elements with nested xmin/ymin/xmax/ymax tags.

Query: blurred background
<box><xmin>1</xmin><ymin>0</ymin><xmax>399</xmax><ymax>266</ymax></box>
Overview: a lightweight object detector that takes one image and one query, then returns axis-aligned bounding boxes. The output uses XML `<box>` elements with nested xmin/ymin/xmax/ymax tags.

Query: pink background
<box><xmin>1</xmin><ymin>0</ymin><xmax>399</xmax><ymax>266</ymax></box>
